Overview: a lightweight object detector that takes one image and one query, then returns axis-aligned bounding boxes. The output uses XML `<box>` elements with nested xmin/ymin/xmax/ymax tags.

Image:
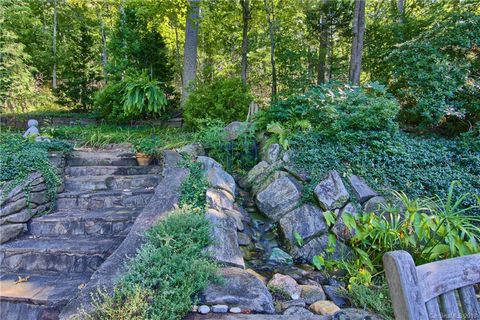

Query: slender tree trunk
<box><xmin>100</xmin><ymin>19</ymin><xmax>108</xmax><ymax>80</ymax></box>
<box><xmin>182</xmin><ymin>0</ymin><xmax>200</xmax><ymax>102</ymax></box>
<box><xmin>348</xmin><ymin>0</ymin><xmax>365</xmax><ymax>85</ymax></box>
<box><xmin>240</xmin><ymin>0</ymin><xmax>249</xmax><ymax>85</ymax></box>
<box><xmin>397</xmin><ymin>0</ymin><xmax>405</xmax><ymax>23</ymax></box>
<box><xmin>264</xmin><ymin>0</ymin><xmax>277</xmax><ymax>100</ymax></box>
<box><xmin>317</xmin><ymin>0</ymin><xmax>328</xmax><ymax>85</ymax></box>
<box><xmin>52</xmin><ymin>0</ymin><xmax>57</xmax><ymax>89</ymax></box>
<box><xmin>328</xmin><ymin>24</ymin><xmax>333</xmax><ymax>81</ymax></box>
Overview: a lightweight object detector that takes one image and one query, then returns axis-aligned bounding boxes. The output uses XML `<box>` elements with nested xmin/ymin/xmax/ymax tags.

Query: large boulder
<box><xmin>362</xmin><ymin>196</ymin><xmax>387</xmax><ymax>215</ymax></box>
<box><xmin>314</xmin><ymin>171</ymin><xmax>349</xmax><ymax>210</ymax></box>
<box><xmin>267</xmin><ymin>273</ymin><xmax>301</xmax><ymax>300</ymax></box>
<box><xmin>205</xmin><ymin>209</ymin><xmax>244</xmax><ymax>268</ymax></box>
<box><xmin>224</xmin><ymin>122</ymin><xmax>248</xmax><ymax>141</ymax></box>
<box><xmin>279</xmin><ymin>204</ymin><xmax>328</xmax><ymax>249</ymax></box>
<box><xmin>256</xmin><ymin>175</ymin><xmax>302</xmax><ymax>222</ymax></box>
<box><xmin>206</xmin><ymin>167</ymin><xmax>236</xmax><ymax>196</ymax></box>
<box><xmin>200</xmin><ymin>267</ymin><xmax>274</xmax><ymax>314</ymax></box>
<box><xmin>245</xmin><ymin>160</ymin><xmax>284</xmax><ymax>192</ymax></box>
<box><xmin>197</xmin><ymin>156</ymin><xmax>223</xmax><ymax>171</ymax></box>
<box><xmin>251</xmin><ymin>170</ymin><xmax>288</xmax><ymax>196</ymax></box>
<box><xmin>348</xmin><ymin>175</ymin><xmax>376</xmax><ymax>203</ymax></box>
<box><xmin>206</xmin><ymin>188</ymin><xmax>234</xmax><ymax>211</ymax></box>
<box><xmin>292</xmin><ymin>234</ymin><xmax>352</xmax><ymax>263</ymax></box>
<box><xmin>263</xmin><ymin>143</ymin><xmax>281</xmax><ymax>164</ymax></box>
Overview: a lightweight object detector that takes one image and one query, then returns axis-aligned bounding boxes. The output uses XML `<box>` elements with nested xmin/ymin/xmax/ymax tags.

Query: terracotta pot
<box><xmin>135</xmin><ymin>153</ymin><xmax>152</xmax><ymax>166</ymax></box>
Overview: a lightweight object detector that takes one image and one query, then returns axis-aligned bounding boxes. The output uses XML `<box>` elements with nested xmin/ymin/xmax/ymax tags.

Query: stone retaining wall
<box><xmin>0</xmin><ymin>153</ymin><xmax>66</xmax><ymax>243</ymax></box>
<box><xmin>0</xmin><ymin>115</ymin><xmax>184</xmax><ymax>130</ymax></box>
<box><xmin>243</xmin><ymin>143</ymin><xmax>387</xmax><ymax>263</ymax></box>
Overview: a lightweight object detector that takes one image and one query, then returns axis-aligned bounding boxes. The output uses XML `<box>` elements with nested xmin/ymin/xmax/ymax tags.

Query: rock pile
<box><xmin>243</xmin><ymin>143</ymin><xmax>384</xmax><ymax>264</ymax></box>
<box><xmin>0</xmin><ymin>153</ymin><xmax>65</xmax><ymax>243</ymax></box>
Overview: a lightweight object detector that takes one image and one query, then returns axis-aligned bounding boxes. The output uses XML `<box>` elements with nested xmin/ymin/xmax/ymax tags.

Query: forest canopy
<box><xmin>1</xmin><ymin>0</ymin><xmax>479</xmax><ymax>135</ymax></box>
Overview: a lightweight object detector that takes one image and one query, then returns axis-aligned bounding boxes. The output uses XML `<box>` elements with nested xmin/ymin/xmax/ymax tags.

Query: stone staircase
<box><xmin>0</xmin><ymin>149</ymin><xmax>162</xmax><ymax>320</ymax></box>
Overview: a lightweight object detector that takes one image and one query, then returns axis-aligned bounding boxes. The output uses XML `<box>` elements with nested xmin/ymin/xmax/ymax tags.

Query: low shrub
<box><xmin>387</xmin><ymin>12</ymin><xmax>480</xmax><ymax>133</ymax></box>
<box><xmin>85</xmin><ymin>208</ymin><xmax>218</xmax><ymax>320</ymax></box>
<box><xmin>0</xmin><ymin>133</ymin><xmax>71</xmax><ymax>204</ymax></box>
<box><xmin>94</xmin><ymin>75</ymin><xmax>172</xmax><ymax>123</ymax></box>
<box><xmin>184</xmin><ymin>77</ymin><xmax>252</xmax><ymax>129</ymax></box>
<box><xmin>289</xmin><ymin>131</ymin><xmax>480</xmax><ymax>209</ymax></box>
<box><xmin>256</xmin><ymin>82</ymin><xmax>400</xmax><ymax>145</ymax></box>
<box><xmin>178</xmin><ymin>157</ymin><xmax>208</xmax><ymax>210</ymax></box>
<box><xmin>313</xmin><ymin>185</ymin><xmax>479</xmax><ymax>318</ymax></box>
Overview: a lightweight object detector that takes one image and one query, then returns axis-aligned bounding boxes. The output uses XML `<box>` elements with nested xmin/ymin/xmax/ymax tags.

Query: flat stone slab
<box><xmin>0</xmin><ymin>236</ymin><xmax>123</xmax><ymax>273</ymax></box>
<box><xmin>184</xmin><ymin>313</ymin><xmax>328</xmax><ymax>320</ymax></box>
<box><xmin>27</xmin><ymin>208</ymin><xmax>141</xmax><ymax>237</ymax></box>
<box><xmin>0</xmin><ymin>273</ymin><xmax>90</xmax><ymax>305</ymax></box>
<box><xmin>65</xmin><ymin>165</ymin><xmax>161</xmax><ymax>177</ymax></box>
<box><xmin>68</xmin><ymin>151</ymin><xmax>137</xmax><ymax>166</ymax></box>
<box><xmin>64</xmin><ymin>174</ymin><xmax>161</xmax><ymax>192</ymax></box>
<box><xmin>205</xmin><ymin>210</ymin><xmax>244</xmax><ymax>268</ymax></box>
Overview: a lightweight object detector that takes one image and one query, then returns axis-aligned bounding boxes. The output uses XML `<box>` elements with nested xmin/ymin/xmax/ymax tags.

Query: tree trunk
<box><xmin>264</xmin><ymin>0</ymin><xmax>277</xmax><ymax>100</ymax></box>
<box><xmin>100</xmin><ymin>19</ymin><xmax>108</xmax><ymax>80</ymax></box>
<box><xmin>52</xmin><ymin>0</ymin><xmax>57</xmax><ymax>89</ymax></box>
<box><xmin>348</xmin><ymin>0</ymin><xmax>365</xmax><ymax>85</ymax></box>
<box><xmin>240</xmin><ymin>0</ymin><xmax>249</xmax><ymax>85</ymax></box>
<box><xmin>397</xmin><ymin>0</ymin><xmax>405</xmax><ymax>24</ymax></box>
<box><xmin>182</xmin><ymin>0</ymin><xmax>200</xmax><ymax>102</ymax></box>
<box><xmin>317</xmin><ymin>0</ymin><xmax>328</xmax><ymax>85</ymax></box>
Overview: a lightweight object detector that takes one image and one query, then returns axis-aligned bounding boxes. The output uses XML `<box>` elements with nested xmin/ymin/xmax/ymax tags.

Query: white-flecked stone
<box><xmin>198</xmin><ymin>305</ymin><xmax>210</xmax><ymax>314</ymax></box>
<box><xmin>212</xmin><ymin>304</ymin><xmax>229</xmax><ymax>313</ymax></box>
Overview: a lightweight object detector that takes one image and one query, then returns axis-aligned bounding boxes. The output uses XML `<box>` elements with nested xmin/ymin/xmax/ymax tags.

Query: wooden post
<box><xmin>383</xmin><ymin>250</ymin><xmax>429</xmax><ymax>320</ymax></box>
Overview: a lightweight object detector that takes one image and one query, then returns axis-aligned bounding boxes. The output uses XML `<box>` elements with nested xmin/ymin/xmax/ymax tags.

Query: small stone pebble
<box><xmin>198</xmin><ymin>305</ymin><xmax>210</xmax><ymax>314</ymax></box>
<box><xmin>229</xmin><ymin>307</ymin><xmax>242</xmax><ymax>314</ymax></box>
<box><xmin>309</xmin><ymin>300</ymin><xmax>341</xmax><ymax>315</ymax></box>
<box><xmin>212</xmin><ymin>304</ymin><xmax>229</xmax><ymax>313</ymax></box>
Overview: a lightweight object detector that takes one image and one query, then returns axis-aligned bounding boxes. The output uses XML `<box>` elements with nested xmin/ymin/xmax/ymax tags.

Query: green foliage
<box><xmin>123</xmin><ymin>76</ymin><xmax>167</xmax><ymax>117</ymax></box>
<box><xmin>93</xmin><ymin>81</ymin><xmax>126</xmax><ymax>121</ymax></box>
<box><xmin>387</xmin><ymin>12</ymin><xmax>480</xmax><ymax>132</ymax></box>
<box><xmin>178</xmin><ymin>158</ymin><xmax>208</xmax><ymax>211</ymax></box>
<box><xmin>0</xmin><ymin>133</ymin><xmax>71</xmax><ymax>206</ymax></box>
<box><xmin>184</xmin><ymin>77</ymin><xmax>252</xmax><ymax>129</ymax></box>
<box><xmin>257</xmin><ymin>82</ymin><xmax>400</xmax><ymax>144</ymax></box>
<box><xmin>86</xmin><ymin>208</ymin><xmax>218</xmax><ymax>320</ymax></box>
<box><xmin>348</xmin><ymin>283</ymin><xmax>394</xmax><ymax>320</ymax></box>
<box><xmin>293</xmin><ymin>231</ymin><xmax>304</xmax><ymax>247</ymax></box>
<box><xmin>196</xmin><ymin>120</ymin><xmax>258</xmax><ymax>174</ymax></box>
<box><xmin>289</xmin><ymin>131</ymin><xmax>480</xmax><ymax>209</ymax></box>
<box><xmin>314</xmin><ymin>184</ymin><xmax>480</xmax><ymax>284</ymax></box>
<box><xmin>45</xmin><ymin>124</ymin><xmax>196</xmax><ymax>150</ymax></box>
<box><xmin>312</xmin><ymin>185</ymin><xmax>479</xmax><ymax>317</ymax></box>
<box><xmin>94</xmin><ymin>75</ymin><xmax>168</xmax><ymax>122</ymax></box>
<box><xmin>131</xmin><ymin>138</ymin><xmax>160</xmax><ymax>156</ymax></box>
<box><xmin>108</xmin><ymin>4</ymin><xmax>173</xmax><ymax>86</ymax></box>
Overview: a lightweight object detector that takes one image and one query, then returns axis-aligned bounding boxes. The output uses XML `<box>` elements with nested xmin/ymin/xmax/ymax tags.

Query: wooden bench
<box><xmin>383</xmin><ymin>250</ymin><xmax>480</xmax><ymax>320</ymax></box>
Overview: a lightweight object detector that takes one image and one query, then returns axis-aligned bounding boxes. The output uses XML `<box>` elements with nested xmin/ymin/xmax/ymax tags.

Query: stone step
<box><xmin>184</xmin><ymin>313</ymin><xmax>327</xmax><ymax>320</ymax></box>
<box><xmin>27</xmin><ymin>207</ymin><xmax>142</xmax><ymax>237</ymax></box>
<box><xmin>65</xmin><ymin>165</ymin><xmax>161</xmax><ymax>177</ymax></box>
<box><xmin>0</xmin><ymin>272</ymin><xmax>91</xmax><ymax>320</ymax></box>
<box><xmin>56</xmin><ymin>189</ymin><xmax>154</xmax><ymax>210</ymax></box>
<box><xmin>68</xmin><ymin>151</ymin><xmax>137</xmax><ymax>167</ymax></box>
<box><xmin>64</xmin><ymin>174</ymin><xmax>161</xmax><ymax>192</ymax></box>
<box><xmin>0</xmin><ymin>236</ymin><xmax>123</xmax><ymax>273</ymax></box>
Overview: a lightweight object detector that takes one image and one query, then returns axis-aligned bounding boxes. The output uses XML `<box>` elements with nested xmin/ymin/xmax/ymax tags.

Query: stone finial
<box><xmin>23</xmin><ymin>119</ymin><xmax>40</xmax><ymax>138</ymax></box>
